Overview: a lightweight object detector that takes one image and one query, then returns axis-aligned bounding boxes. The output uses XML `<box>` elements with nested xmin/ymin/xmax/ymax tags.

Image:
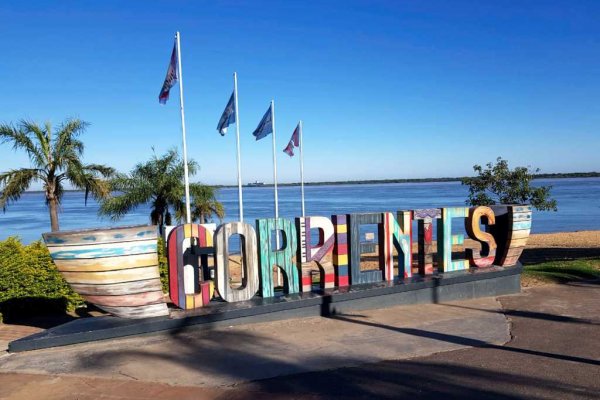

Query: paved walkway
<box><xmin>0</xmin><ymin>325</ymin><xmax>42</xmax><ymax>353</ymax></box>
<box><xmin>0</xmin><ymin>282</ymin><xmax>598</xmax><ymax>399</ymax></box>
<box><xmin>0</xmin><ymin>296</ymin><xmax>509</xmax><ymax>387</ymax></box>
<box><xmin>240</xmin><ymin>281</ymin><xmax>600</xmax><ymax>399</ymax></box>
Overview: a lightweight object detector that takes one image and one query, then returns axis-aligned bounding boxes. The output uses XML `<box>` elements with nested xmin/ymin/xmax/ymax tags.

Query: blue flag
<box><xmin>252</xmin><ymin>105</ymin><xmax>273</xmax><ymax>140</ymax></box>
<box><xmin>217</xmin><ymin>92</ymin><xmax>236</xmax><ymax>136</ymax></box>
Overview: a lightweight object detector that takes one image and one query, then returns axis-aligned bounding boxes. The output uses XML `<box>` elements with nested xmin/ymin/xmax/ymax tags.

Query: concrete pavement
<box><xmin>0</xmin><ymin>282</ymin><xmax>598</xmax><ymax>399</ymax></box>
<box><xmin>240</xmin><ymin>281</ymin><xmax>600</xmax><ymax>399</ymax></box>
<box><xmin>0</xmin><ymin>296</ymin><xmax>509</xmax><ymax>388</ymax></box>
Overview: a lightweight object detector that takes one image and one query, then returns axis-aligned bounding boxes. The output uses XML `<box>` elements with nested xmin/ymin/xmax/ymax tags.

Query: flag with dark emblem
<box><xmin>252</xmin><ymin>104</ymin><xmax>273</xmax><ymax>140</ymax></box>
<box><xmin>217</xmin><ymin>92</ymin><xmax>236</xmax><ymax>135</ymax></box>
<box><xmin>158</xmin><ymin>41</ymin><xmax>178</xmax><ymax>104</ymax></box>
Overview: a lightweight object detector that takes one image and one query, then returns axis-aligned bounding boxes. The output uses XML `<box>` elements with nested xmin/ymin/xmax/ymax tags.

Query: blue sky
<box><xmin>1</xmin><ymin>0</ymin><xmax>598</xmax><ymax>187</ymax></box>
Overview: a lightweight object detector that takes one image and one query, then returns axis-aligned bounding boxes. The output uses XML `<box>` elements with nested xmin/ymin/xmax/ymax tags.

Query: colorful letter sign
<box><xmin>43</xmin><ymin>205</ymin><xmax>533</xmax><ymax>319</ymax></box>
<box><xmin>256</xmin><ymin>218</ymin><xmax>300</xmax><ymax>297</ymax></box>
<box><xmin>214</xmin><ymin>222</ymin><xmax>260</xmax><ymax>302</ymax></box>
<box><xmin>296</xmin><ymin>216</ymin><xmax>335</xmax><ymax>292</ymax></box>
<box><xmin>466</xmin><ymin>206</ymin><xmax>497</xmax><ymax>267</ymax></box>
<box><xmin>167</xmin><ymin>224</ymin><xmax>215</xmax><ymax>310</ymax></box>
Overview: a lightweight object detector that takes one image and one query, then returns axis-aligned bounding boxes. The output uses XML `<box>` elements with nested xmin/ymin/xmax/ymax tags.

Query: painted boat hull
<box><xmin>43</xmin><ymin>225</ymin><xmax>169</xmax><ymax>319</ymax></box>
<box><xmin>489</xmin><ymin>205</ymin><xmax>533</xmax><ymax>266</ymax></box>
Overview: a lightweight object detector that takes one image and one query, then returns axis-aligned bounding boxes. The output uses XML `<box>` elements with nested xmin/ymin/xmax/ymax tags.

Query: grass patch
<box><xmin>522</xmin><ymin>258</ymin><xmax>600</xmax><ymax>286</ymax></box>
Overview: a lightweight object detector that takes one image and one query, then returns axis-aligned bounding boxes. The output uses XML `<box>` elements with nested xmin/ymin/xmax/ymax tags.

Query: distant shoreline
<box><xmin>23</xmin><ymin>171</ymin><xmax>599</xmax><ymax>193</ymax></box>
<box><xmin>224</xmin><ymin>172</ymin><xmax>600</xmax><ymax>189</ymax></box>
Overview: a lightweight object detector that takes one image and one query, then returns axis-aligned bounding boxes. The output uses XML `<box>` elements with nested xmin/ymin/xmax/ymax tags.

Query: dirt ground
<box><xmin>526</xmin><ymin>230</ymin><xmax>600</xmax><ymax>248</ymax></box>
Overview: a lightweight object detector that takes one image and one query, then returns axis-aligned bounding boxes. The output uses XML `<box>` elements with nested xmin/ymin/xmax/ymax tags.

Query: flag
<box><xmin>283</xmin><ymin>141</ymin><xmax>295</xmax><ymax>157</ymax></box>
<box><xmin>252</xmin><ymin>105</ymin><xmax>273</xmax><ymax>140</ymax></box>
<box><xmin>290</xmin><ymin>123</ymin><xmax>300</xmax><ymax>146</ymax></box>
<box><xmin>282</xmin><ymin>123</ymin><xmax>300</xmax><ymax>157</ymax></box>
<box><xmin>158</xmin><ymin>41</ymin><xmax>178</xmax><ymax>104</ymax></box>
<box><xmin>217</xmin><ymin>92</ymin><xmax>236</xmax><ymax>135</ymax></box>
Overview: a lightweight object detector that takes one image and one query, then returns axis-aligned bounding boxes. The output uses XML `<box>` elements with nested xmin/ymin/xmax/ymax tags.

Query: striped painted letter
<box><xmin>413</xmin><ymin>209</ymin><xmax>441</xmax><ymax>275</ymax></box>
<box><xmin>296</xmin><ymin>216</ymin><xmax>335</xmax><ymax>292</ymax></box>
<box><xmin>167</xmin><ymin>224</ymin><xmax>215</xmax><ymax>310</ymax></box>
<box><xmin>465</xmin><ymin>206</ymin><xmax>497</xmax><ymax>267</ymax></box>
<box><xmin>332</xmin><ymin>214</ymin><xmax>350</xmax><ymax>287</ymax></box>
<box><xmin>382</xmin><ymin>211</ymin><xmax>413</xmax><ymax>280</ymax></box>
<box><xmin>256</xmin><ymin>218</ymin><xmax>300</xmax><ymax>298</ymax></box>
<box><xmin>348</xmin><ymin>213</ymin><xmax>384</xmax><ymax>285</ymax></box>
<box><xmin>214</xmin><ymin>222</ymin><xmax>260</xmax><ymax>302</ymax></box>
<box><xmin>437</xmin><ymin>207</ymin><xmax>469</xmax><ymax>272</ymax></box>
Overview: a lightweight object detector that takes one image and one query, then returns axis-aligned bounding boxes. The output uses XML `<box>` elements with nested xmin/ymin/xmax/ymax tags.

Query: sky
<box><xmin>0</xmin><ymin>0</ymin><xmax>598</xmax><ymax>187</ymax></box>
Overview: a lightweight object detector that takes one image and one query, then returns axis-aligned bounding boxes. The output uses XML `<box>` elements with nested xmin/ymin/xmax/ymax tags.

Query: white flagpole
<box><xmin>233</xmin><ymin>72</ymin><xmax>244</xmax><ymax>222</ymax></box>
<box><xmin>271</xmin><ymin>100</ymin><xmax>281</xmax><ymax>286</ymax></box>
<box><xmin>299</xmin><ymin>120</ymin><xmax>305</xmax><ymax>217</ymax></box>
<box><xmin>271</xmin><ymin>101</ymin><xmax>279</xmax><ymax>224</ymax></box>
<box><xmin>176</xmin><ymin>31</ymin><xmax>191</xmax><ymax>224</ymax></box>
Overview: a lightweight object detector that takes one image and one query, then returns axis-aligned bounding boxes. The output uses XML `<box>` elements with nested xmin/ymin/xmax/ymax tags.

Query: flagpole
<box><xmin>271</xmin><ymin>100</ymin><xmax>281</xmax><ymax>286</ymax></box>
<box><xmin>233</xmin><ymin>72</ymin><xmax>244</xmax><ymax>222</ymax></box>
<box><xmin>176</xmin><ymin>31</ymin><xmax>192</xmax><ymax>224</ymax></box>
<box><xmin>271</xmin><ymin>101</ymin><xmax>279</xmax><ymax>224</ymax></box>
<box><xmin>299</xmin><ymin>121</ymin><xmax>305</xmax><ymax>217</ymax></box>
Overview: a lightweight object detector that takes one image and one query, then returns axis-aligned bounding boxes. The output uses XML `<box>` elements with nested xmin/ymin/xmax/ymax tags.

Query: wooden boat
<box><xmin>489</xmin><ymin>205</ymin><xmax>533</xmax><ymax>266</ymax></box>
<box><xmin>43</xmin><ymin>225</ymin><xmax>169</xmax><ymax>319</ymax></box>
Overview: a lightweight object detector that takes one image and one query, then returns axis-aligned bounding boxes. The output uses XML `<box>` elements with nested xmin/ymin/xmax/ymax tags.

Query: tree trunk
<box><xmin>48</xmin><ymin>197</ymin><xmax>60</xmax><ymax>231</ymax></box>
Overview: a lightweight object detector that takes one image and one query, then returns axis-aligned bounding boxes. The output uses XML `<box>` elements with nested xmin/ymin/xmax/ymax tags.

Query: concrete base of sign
<box><xmin>9</xmin><ymin>264</ymin><xmax>522</xmax><ymax>353</ymax></box>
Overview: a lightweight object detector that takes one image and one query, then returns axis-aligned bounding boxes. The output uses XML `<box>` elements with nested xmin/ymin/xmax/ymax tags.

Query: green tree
<box><xmin>0</xmin><ymin>119</ymin><xmax>114</xmax><ymax>231</ymax></box>
<box><xmin>185</xmin><ymin>184</ymin><xmax>224</xmax><ymax>224</ymax></box>
<box><xmin>461</xmin><ymin>157</ymin><xmax>557</xmax><ymax>211</ymax></box>
<box><xmin>99</xmin><ymin>149</ymin><xmax>224</xmax><ymax>231</ymax></box>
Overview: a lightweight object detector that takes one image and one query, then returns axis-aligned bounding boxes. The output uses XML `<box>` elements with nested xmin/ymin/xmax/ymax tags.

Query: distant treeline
<box><xmin>232</xmin><ymin>171</ymin><xmax>600</xmax><ymax>188</ymax></box>
<box><xmin>23</xmin><ymin>171</ymin><xmax>600</xmax><ymax>192</ymax></box>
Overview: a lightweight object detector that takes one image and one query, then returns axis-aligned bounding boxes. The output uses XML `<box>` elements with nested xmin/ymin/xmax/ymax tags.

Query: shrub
<box><xmin>157</xmin><ymin>236</ymin><xmax>169</xmax><ymax>293</ymax></box>
<box><xmin>0</xmin><ymin>237</ymin><xmax>84</xmax><ymax>321</ymax></box>
<box><xmin>461</xmin><ymin>157</ymin><xmax>557</xmax><ymax>211</ymax></box>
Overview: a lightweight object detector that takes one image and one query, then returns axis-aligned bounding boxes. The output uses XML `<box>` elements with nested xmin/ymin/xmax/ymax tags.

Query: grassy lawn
<box><xmin>522</xmin><ymin>258</ymin><xmax>600</xmax><ymax>286</ymax></box>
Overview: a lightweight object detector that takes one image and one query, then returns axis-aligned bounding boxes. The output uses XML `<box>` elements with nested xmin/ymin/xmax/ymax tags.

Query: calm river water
<box><xmin>1</xmin><ymin>178</ymin><xmax>599</xmax><ymax>243</ymax></box>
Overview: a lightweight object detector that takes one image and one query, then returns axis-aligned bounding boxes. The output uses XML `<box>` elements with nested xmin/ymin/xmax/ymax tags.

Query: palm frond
<box><xmin>0</xmin><ymin>122</ymin><xmax>46</xmax><ymax>168</ymax></box>
<box><xmin>98</xmin><ymin>148</ymin><xmax>203</xmax><ymax>227</ymax></box>
<box><xmin>189</xmin><ymin>183</ymin><xmax>224</xmax><ymax>223</ymax></box>
<box><xmin>20</xmin><ymin>120</ymin><xmax>51</xmax><ymax>166</ymax></box>
<box><xmin>0</xmin><ymin>168</ymin><xmax>39</xmax><ymax>211</ymax></box>
<box><xmin>98</xmin><ymin>176</ymin><xmax>154</xmax><ymax>220</ymax></box>
<box><xmin>84</xmin><ymin>163</ymin><xmax>115</xmax><ymax>178</ymax></box>
<box><xmin>52</xmin><ymin>119</ymin><xmax>88</xmax><ymax>166</ymax></box>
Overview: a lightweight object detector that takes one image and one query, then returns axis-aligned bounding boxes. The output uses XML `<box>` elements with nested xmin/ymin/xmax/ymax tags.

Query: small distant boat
<box><xmin>43</xmin><ymin>225</ymin><xmax>169</xmax><ymax>319</ymax></box>
<box><xmin>247</xmin><ymin>180</ymin><xmax>265</xmax><ymax>187</ymax></box>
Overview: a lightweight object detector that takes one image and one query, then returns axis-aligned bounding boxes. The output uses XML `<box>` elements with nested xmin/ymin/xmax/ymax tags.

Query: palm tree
<box><xmin>183</xmin><ymin>184</ymin><xmax>225</xmax><ymax>224</ymax></box>
<box><xmin>0</xmin><ymin>119</ymin><xmax>114</xmax><ymax>232</ymax></box>
<box><xmin>99</xmin><ymin>149</ymin><xmax>224</xmax><ymax>231</ymax></box>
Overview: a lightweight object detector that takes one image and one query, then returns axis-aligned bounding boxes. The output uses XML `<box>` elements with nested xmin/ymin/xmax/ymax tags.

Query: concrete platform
<box><xmin>8</xmin><ymin>265</ymin><xmax>522</xmax><ymax>353</ymax></box>
<box><xmin>0</xmin><ymin>295</ymin><xmax>511</xmax><ymax>387</ymax></box>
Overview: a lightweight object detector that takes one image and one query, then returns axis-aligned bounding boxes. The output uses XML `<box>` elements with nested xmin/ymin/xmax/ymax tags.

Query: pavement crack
<box><xmin>118</xmin><ymin>371</ymin><xmax>139</xmax><ymax>380</ymax></box>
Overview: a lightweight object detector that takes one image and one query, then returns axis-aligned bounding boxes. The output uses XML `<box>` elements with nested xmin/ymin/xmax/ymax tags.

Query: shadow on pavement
<box><xmin>239</xmin><ymin>358</ymin><xmax>592</xmax><ymax>400</ymax></box>
<box><xmin>326</xmin><ymin>313</ymin><xmax>600</xmax><ymax>367</ymax></box>
<box><xmin>440</xmin><ymin>303</ymin><xmax>600</xmax><ymax>326</ymax></box>
<box><xmin>521</xmin><ymin>247</ymin><xmax>600</xmax><ymax>263</ymax></box>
